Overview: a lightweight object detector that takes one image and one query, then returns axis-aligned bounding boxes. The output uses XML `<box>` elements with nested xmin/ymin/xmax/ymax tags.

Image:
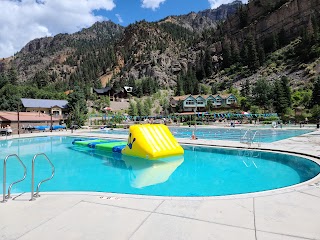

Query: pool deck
<box><xmin>1</xmin><ymin>128</ymin><xmax>320</xmax><ymax>240</ymax></box>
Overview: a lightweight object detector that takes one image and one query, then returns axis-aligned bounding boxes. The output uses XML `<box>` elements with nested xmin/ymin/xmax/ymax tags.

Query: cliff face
<box><xmin>1</xmin><ymin>0</ymin><xmax>319</xmax><ymax>90</ymax></box>
<box><xmin>112</xmin><ymin>22</ymin><xmax>195</xmax><ymax>87</ymax></box>
<box><xmin>223</xmin><ymin>0</ymin><xmax>320</xmax><ymax>45</ymax></box>
<box><xmin>159</xmin><ymin>1</ymin><xmax>242</xmax><ymax>32</ymax></box>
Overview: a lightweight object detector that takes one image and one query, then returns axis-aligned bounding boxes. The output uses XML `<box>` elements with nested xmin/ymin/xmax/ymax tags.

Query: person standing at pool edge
<box><xmin>6</xmin><ymin>125</ymin><xmax>12</xmax><ymax>135</ymax></box>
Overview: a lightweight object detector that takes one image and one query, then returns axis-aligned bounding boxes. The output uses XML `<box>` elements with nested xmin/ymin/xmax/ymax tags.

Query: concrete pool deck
<box><xmin>0</xmin><ymin>128</ymin><xmax>320</xmax><ymax>240</ymax></box>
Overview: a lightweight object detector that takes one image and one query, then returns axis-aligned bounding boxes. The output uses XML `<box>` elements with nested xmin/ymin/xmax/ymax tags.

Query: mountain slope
<box><xmin>0</xmin><ymin>0</ymin><xmax>319</xmax><ymax>95</ymax></box>
<box><xmin>3</xmin><ymin>21</ymin><xmax>124</xmax><ymax>84</ymax></box>
<box><xmin>158</xmin><ymin>1</ymin><xmax>242</xmax><ymax>32</ymax></box>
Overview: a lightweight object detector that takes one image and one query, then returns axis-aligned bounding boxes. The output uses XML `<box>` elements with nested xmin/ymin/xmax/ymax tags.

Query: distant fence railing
<box><xmin>88</xmin><ymin>112</ymin><xmax>278</xmax><ymax>122</ymax></box>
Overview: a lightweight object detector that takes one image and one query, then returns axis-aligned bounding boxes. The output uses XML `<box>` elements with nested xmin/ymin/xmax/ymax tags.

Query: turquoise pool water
<box><xmin>99</xmin><ymin>127</ymin><xmax>313</xmax><ymax>142</ymax></box>
<box><xmin>0</xmin><ymin>136</ymin><xmax>319</xmax><ymax>197</ymax></box>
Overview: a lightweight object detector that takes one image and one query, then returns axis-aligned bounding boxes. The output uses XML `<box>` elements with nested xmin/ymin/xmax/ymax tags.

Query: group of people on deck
<box><xmin>1</xmin><ymin>125</ymin><xmax>12</xmax><ymax>135</ymax></box>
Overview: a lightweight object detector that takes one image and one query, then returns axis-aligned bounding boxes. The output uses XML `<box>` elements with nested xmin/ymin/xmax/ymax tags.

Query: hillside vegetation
<box><xmin>0</xmin><ymin>0</ymin><xmax>320</xmax><ymax>123</ymax></box>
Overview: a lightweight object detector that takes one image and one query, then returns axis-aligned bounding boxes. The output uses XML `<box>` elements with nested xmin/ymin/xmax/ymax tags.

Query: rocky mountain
<box><xmin>222</xmin><ymin>0</ymin><xmax>320</xmax><ymax>46</ymax></box>
<box><xmin>159</xmin><ymin>1</ymin><xmax>242</xmax><ymax>32</ymax></box>
<box><xmin>0</xmin><ymin>1</ymin><xmax>242</xmax><ymax>87</ymax></box>
<box><xmin>204</xmin><ymin>0</ymin><xmax>320</xmax><ymax>89</ymax></box>
<box><xmin>1</xmin><ymin>0</ymin><xmax>320</xmax><ymax>95</ymax></box>
<box><xmin>3</xmin><ymin>21</ymin><xmax>124</xmax><ymax>83</ymax></box>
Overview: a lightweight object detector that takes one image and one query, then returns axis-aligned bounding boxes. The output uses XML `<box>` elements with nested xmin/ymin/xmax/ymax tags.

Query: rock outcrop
<box><xmin>223</xmin><ymin>0</ymin><xmax>320</xmax><ymax>46</ymax></box>
<box><xmin>159</xmin><ymin>1</ymin><xmax>242</xmax><ymax>32</ymax></box>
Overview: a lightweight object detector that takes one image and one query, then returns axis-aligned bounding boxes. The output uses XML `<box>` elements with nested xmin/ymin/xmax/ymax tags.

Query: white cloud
<box><xmin>141</xmin><ymin>0</ymin><xmax>166</xmax><ymax>11</ymax></box>
<box><xmin>115</xmin><ymin>13</ymin><xmax>123</xmax><ymax>23</ymax></box>
<box><xmin>208</xmin><ymin>0</ymin><xmax>248</xmax><ymax>9</ymax></box>
<box><xmin>0</xmin><ymin>0</ymin><xmax>116</xmax><ymax>58</ymax></box>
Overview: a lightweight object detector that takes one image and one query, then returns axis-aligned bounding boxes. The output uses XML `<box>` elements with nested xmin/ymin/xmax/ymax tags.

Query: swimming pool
<box><xmin>1</xmin><ymin>136</ymin><xmax>319</xmax><ymax>197</ymax></box>
<box><xmin>99</xmin><ymin>127</ymin><xmax>313</xmax><ymax>142</ymax></box>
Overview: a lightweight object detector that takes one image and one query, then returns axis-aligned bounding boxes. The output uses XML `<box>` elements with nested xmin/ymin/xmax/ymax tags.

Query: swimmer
<box><xmin>191</xmin><ymin>131</ymin><xmax>198</xmax><ymax>140</ymax></box>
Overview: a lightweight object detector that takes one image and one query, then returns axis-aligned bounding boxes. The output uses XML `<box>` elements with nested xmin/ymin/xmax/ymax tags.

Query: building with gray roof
<box><xmin>20</xmin><ymin>98</ymin><xmax>69</xmax><ymax>118</ymax></box>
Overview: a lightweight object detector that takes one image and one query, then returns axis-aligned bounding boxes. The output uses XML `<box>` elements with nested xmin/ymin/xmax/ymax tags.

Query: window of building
<box><xmin>185</xmin><ymin>99</ymin><xmax>195</xmax><ymax>105</ymax></box>
<box><xmin>228</xmin><ymin>97</ymin><xmax>236</xmax><ymax>104</ymax></box>
<box><xmin>207</xmin><ymin>98</ymin><xmax>215</xmax><ymax>104</ymax></box>
<box><xmin>197</xmin><ymin>100</ymin><xmax>204</xmax><ymax>105</ymax></box>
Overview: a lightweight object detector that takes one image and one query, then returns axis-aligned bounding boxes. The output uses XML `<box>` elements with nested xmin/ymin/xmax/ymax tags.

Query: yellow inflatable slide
<box><xmin>121</xmin><ymin>124</ymin><xmax>184</xmax><ymax>160</ymax></box>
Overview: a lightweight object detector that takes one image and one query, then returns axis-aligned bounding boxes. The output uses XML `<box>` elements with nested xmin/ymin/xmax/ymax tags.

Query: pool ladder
<box><xmin>1</xmin><ymin>154</ymin><xmax>27</xmax><ymax>203</ymax></box>
<box><xmin>1</xmin><ymin>153</ymin><xmax>55</xmax><ymax>203</ymax></box>
<box><xmin>240</xmin><ymin>129</ymin><xmax>261</xmax><ymax>147</ymax></box>
<box><xmin>30</xmin><ymin>153</ymin><xmax>55</xmax><ymax>201</ymax></box>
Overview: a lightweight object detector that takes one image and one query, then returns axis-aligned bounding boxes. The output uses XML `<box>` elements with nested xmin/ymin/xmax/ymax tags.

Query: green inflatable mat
<box><xmin>73</xmin><ymin>139</ymin><xmax>106</xmax><ymax>146</ymax></box>
<box><xmin>95</xmin><ymin>141</ymin><xmax>128</xmax><ymax>151</ymax></box>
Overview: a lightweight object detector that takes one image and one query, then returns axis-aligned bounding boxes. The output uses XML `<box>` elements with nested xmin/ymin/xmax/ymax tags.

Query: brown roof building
<box><xmin>0</xmin><ymin>111</ymin><xmax>61</xmax><ymax>134</ymax></box>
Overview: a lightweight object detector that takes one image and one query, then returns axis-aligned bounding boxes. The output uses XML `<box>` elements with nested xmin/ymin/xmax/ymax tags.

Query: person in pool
<box><xmin>191</xmin><ymin>131</ymin><xmax>198</xmax><ymax>140</ymax></box>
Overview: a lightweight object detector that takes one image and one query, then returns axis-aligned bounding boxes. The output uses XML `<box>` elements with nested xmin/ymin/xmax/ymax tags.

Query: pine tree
<box><xmin>271</xmin><ymin>33</ymin><xmax>278</xmax><ymax>51</ymax></box>
<box><xmin>231</xmin><ymin>40</ymin><xmax>240</xmax><ymax>63</ymax></box>
<box><xmin>143</xmin><ymin>100</ymin><xmax>151</xmax><ymax>116</ymax></box>
<box><xmin>211</xmin><ymin>84</ymin><xmax>218</xmax><ymax>95</ymax></box>
<box><xmin>252</xmin><ymin>78</ymin><xmax>273</xmax><ymax>110</ymax></box>
<box><xmin>306</xmin><ymin>17</ymin><xmax>315</xmax><ymax>43</ymax></box>
<box><xmin>128</xmin><ymin>101</ymin><xmax>138</xmax><ymax>116</ymax></box>
<box><xmin>281</xmin><ymin>76</ymin><xmax>291</xmax><ymax>108</ymax></box>
<box><xmin>175</xmin><ymin>75</ymin><xmax>184</xmax><ymax>96</ymax></box>
<box><xmin>136</xmin><ymin>100</ymin><xmax>145</xmax><ymax>116</ymax></box>
<box><xmin>246</xmin><ymin>34</ymin><xmax>260</xmax><ymax>70</ymax></box>
<box><xmin>175</xmin><ymin>100</ymin><xmax>183</xmax><ymax>113</ymax></box>
<box><xmin>311</xmin><ymin>15</ymin><xmax>319</xmax><ymax>41</ymax></box>
<box><xmin>311</xmin><ymin>77</ymin><xmax>320</xmax><ymax>106</ymax></box>
<box><xmin>204</xmin><ymin>50</ymin><xmax>213</xmax><ymax>77</ymax></box>
<box><xmin>239</xmin><ymin>5</ymin><xmax>248</xmax><ymax>28</ymax></box>
<box><xmin>67</xmin><ymin>86</ymin><xmax>88</xmax><ymax>126</ymax></box>
<box><xmin>240</xmin><ymin>45</ymin><xmax>249</xmax><ymax>66</ymax></box>
<box><xmin>8</xmin><ymin>68</ymin><xmax>18</xmax><ymax>85</ymax></box>
<box><xmin>145</xmin><ymin>97</ymin><xmax>153</xmax><ymax>109</ymax></box>
<box><xmin>0</xmin><ymin>73</ymin><xmax>9</xmax><ymax>88</ymax></box>
<box><xmin>33</xmin><ymin>70</ymin><xmax>50</xmax><ymax>89</ymax></box>
<box><xmin>273</xmin><ymin>79</ymin><xmax>288</xmax><ymax>114</ymax></box>
<box><xmin>222</xmin><ymin>38</ymin><xmax>232</xmax><ymax>68</ymax></box>
<box><xmin>257</xmin><ymin>42</ymin><xmax>265</xmax><ymax>66</ymax></box>
<box><xmin>240</xmin><ymin>79</ymin><xmax>250</xmax><ymax>97</ymax></box>
<box><xmin>278</xmin><ymin>28</ymin><xmax>287</xmax><ymax>47</ymax></box>
<box><xmin>195</xmin><ymin>52</ymin><xmax>206</xmax><ymax>80</ymax></box>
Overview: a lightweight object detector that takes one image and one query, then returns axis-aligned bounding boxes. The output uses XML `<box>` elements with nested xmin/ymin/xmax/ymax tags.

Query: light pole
<box><xmin>17</xmin><ymin>103</ymin><xmax>20</xmax><ymax>136</ymax></box>
<box><xmin>194</xmin><ymin>100</ymin><xmax>197</xmax><ymax>130</ymax></box>
<box><xmin>50</xmin><ymin>107</ymin><xmax>53</xmax><ymax>132</ymax></box>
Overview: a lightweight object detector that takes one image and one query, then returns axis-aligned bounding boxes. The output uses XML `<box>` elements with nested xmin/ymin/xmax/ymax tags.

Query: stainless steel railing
<box><xmin>1</xmin><ymin>154</ymin><xmax>27</xmax><ymax>203</ymax></box>
<box><xmin>240</xmin><ymin>129</ymin><xmax>261</xmax><ymax>147</ymax></box>
<box><xmin>251</xmin><ymin>131</ymin><xmax>261</xmax><ymax>147</ymax></box>
<box><xmin>30</xmin><ymin>153</ymin><xmax>55</xmax><ymax>201</ymax></box>
<box><xmin>240</xmin><ymin>129</ymin><xmax>251</xmax><ymax>144</ymax></box>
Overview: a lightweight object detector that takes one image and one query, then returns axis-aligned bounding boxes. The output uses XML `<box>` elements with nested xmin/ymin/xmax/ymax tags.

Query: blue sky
<box><xmin>94</xmin><ymin>0</ymin><xmax>216</xmax><ymax>26</ymax></box>
<box><xmin>0</xmin><ymin>0</ymin><xmax>247</xmax><ymax>58</ymax></box>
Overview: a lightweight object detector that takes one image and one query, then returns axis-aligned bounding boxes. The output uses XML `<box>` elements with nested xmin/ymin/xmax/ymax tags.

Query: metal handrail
<box><xmin>30</xmin><ymin>153</ymin><xmax>55</xmax><ymax>201</ymax></box>
<box><xmin>251</xmin><ymin>131</ymin><xmax>258</xmax><ymax>144</ymax></box>
<box><xmin>2</xmin><ymin>154</ymin><xmax>27</xmax><ymax>203</ymax></box>
<box><xmin>251</xmin><ymin>131</ymin><xmax>261</xmax><ymax>147</ymax></box>
<box><xmin>240</xmin><ymin>129</ymin><xmax>251</xmax><ymax>143</ymax></box>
